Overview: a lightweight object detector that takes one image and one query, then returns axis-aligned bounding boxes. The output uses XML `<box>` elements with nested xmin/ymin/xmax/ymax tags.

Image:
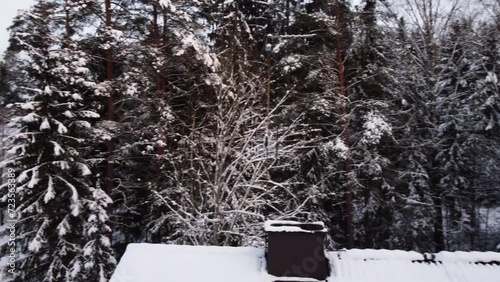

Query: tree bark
<box><xmin>64</xmin><ymin>0</ymin><xmax>71</xmax><ymax>46</ymax></box>
<box><xmin>433</xmin><ymin>193</ymin><xmax>445</xmax><ymax>251</ymax></box>
<box><xmin>152</xmin><ymin>2</ymin><xmax>165</xmax><ymax>155</ymax></box>
<box><xmin>335</xmin><ymin>0</ymin><xmax>354</xmax><ymax>249</ymax></box>
<box><xmin>105</xmin><ymin>0</ymin><xmax>114</xmax><ymax>216</ymax></box>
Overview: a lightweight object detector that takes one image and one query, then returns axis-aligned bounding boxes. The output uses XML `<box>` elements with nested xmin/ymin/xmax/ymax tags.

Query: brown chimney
<box><xmin>264</xmin><ymin>220</ymin><xmax>330</xmax><ymax>281</ymax></box>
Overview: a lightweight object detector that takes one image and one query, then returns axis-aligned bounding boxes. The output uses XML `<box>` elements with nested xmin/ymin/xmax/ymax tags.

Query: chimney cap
<box><xmin>264</xmin><ymin>220</ymin><xmax>327</xmax><ymax>233</ymax></box>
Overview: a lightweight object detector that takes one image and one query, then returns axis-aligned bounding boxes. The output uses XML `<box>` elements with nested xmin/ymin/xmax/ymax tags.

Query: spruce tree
<box><xmin>1</xmin><ymin>0</ymin><xmax>115</xmax><ymax>280</ymax></box>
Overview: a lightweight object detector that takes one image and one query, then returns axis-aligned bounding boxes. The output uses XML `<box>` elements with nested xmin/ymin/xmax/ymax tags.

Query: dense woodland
<box><xmin>0</xmin><ymin>0</ymin><xmax>500</xmax><ymax>280</ymax></box>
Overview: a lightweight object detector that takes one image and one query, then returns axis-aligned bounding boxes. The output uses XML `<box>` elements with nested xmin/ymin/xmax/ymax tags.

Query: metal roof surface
<box><xmin>110</xmin><ymin>244</ymin><xmax>500</xmax><ymax>282</ymax></box>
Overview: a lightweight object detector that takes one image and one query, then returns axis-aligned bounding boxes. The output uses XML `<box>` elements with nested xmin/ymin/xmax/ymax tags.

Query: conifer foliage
<box><xmin>1</xmin><ymin>0</ymin><xmax>114</xmax><ymax>281</ymax></box>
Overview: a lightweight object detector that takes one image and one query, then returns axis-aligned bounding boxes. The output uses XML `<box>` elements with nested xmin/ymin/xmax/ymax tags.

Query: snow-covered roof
<box><xmin>110</xmin><ymin>244</ymin><xmax>275</xmax><ymax>282</ymax></box>
<box><xmin>331</xmin><ymin>249</ymin><xmax>500</xmax><ymax>282</ymax></box>
<box><xmin>263</xmin><ymin>220</ymin><xmax>327</xmax><ymax>233</ymax></box>
<box><xmin>110</xmin><ymin>244</ymin><xmax>500</xmax><ymax>282</ymax></box>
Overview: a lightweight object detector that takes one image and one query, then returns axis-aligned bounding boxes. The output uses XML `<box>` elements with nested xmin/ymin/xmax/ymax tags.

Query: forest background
<box><xmin>0</xmin><ymin>0</ymin><xmax>500</xmax><ymax>281</ymax></box>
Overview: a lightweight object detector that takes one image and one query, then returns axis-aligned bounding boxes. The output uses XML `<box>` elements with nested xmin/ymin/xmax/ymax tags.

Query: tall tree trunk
<box><xmin>160</xmin><ymin>10</ymin><xmax>168</xmax><ymax>156</ymax></box>
<box><xmin>469</xmin><ymin>203</ymin><xmax>477</xmax><ymax>249</ymax></box>
<box><xmin>285</xmin><ymin>0</ymin><xmax>290</xmax><ymax>34</ymax></box>
<box><xmin>153</xmin><ymin>3</ymin><xmax>160</xmax><ymax>46</ymax></box>
<box><xmin>152</xmin><ymin>2</ymin><xmax>165</xmax><ymax>155</ymax></box>
<box><xmin>429</xmin><ymin>160</ymin><xmax>445</xmax><ymax>251</ymax></box>
<box><xmin>433</xmin><ymin>193</ymin><xmax>445</xmax><ymax>251</ymax></box>
<box><xmin>335</xmin><ymin>0</ymin><xmax>354</xmax><ymax>248</ymax></box>
<box><xmin>64</xmin><ymin>0</ymin><xmax>71</xmax><ymax>46</ymax></box>
<box><xmin>105</xmin><ymin>0</ymin><xmax>114</xmax><ymax>218</ymax></box>
<box><xmin>335</xmin><ymin>0</ymin><xmax>354</xmax><ymax>249</ymax></box>
<box><xmin>162</xmin><ymin>10</ymin><xmax>168</xmax><ymax>74</ymax></box>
